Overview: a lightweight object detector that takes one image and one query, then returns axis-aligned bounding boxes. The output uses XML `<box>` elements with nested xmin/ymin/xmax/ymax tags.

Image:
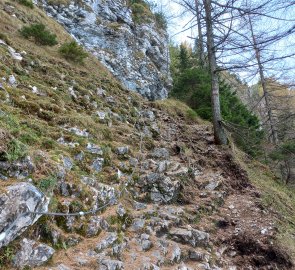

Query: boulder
<box><xmin>13</xmin><ymin>238</ymin><xmax>54</xmax><ymax>269</ymax></box>
<box><xmin>139</xmin><ymin>173</ymin><xmax>180</xmax><ymax>204</ymax></box>
<box><xmin>0</xmin><ymin>182</ymin><xmax>49</xmax><ymax>248</ymax></box>
<box><xmin>169</xmin><ymin>227</ymin><xmax>209</xmax><ymax>247</ymax></box>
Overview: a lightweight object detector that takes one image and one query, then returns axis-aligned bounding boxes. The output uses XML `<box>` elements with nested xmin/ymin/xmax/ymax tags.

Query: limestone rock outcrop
<box><xmin>40</xmin><ymin>0</ymin><xmax>171</xmax><ymax>100</ymax></box>
<box><xmin>0</xmin><ymin>182</ymin><xmax>49</xmax><ymax>248</ymax></box>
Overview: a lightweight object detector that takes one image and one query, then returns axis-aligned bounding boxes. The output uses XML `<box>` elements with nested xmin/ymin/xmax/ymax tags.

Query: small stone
<box><xmin>131</xmin><ymin>218</ymin><xmax>145</xmax><ymax>232</ymax></box>
<box><xmin>142</xmin><ymin>110</ymin><xmax>156</xmax><ymax>121</ymax></box>
<box><xmin>59</xmin><ymin>182</ymin><xmax>70</xmax><ymax>196</ymax></box>
<box><xmin>141</xmin><ymin>239</ymin><xmax>153</xmax><ymax>251</ymax></box>
<box><xmin>116</xmin><ymin>204</ymin><xmax>126</xmax><ymax>217</ymax></box>
<box><xmin>157</xmin><ymin>161</ymin><xmax>168</xmax><ymax>173</ymax></box>
<box><xmin>86</xmin><ymin>143</ymin><xmax>103</xmax><ymax>155</ymax></box>
<box><xmin>68</xmin><ymin>86</ymin><xmax>77</xmax><ymax>99</ymax></box>
<box><xmin>150</xmin><ymin>148</ymin><xmax>170</xmax><ymax>160</ymax></box>
<box><xmin>97</xmin><ymin>88</ymin><xmax>106</xmax><ymax>97</ymax></box>
<box><xmin>116</xmin><ymin>146</ymin><xmax>129</xmax><ymax>155</ymax></box>
<box><xmin>74</xmin><ymin>151</ymin><xmax>85</xmax><ymax>161</ymax></box>
<box><xmin>77</xmin><ymin>258</ymin><xmax>88</xmax><ymax>266</ymax></box>
<box><xmin>133</xmin><ymin>201</ymin><xmax>147</xmax><ymax>211</ymax></box>
<box><xmin>189</xmin><ymin>250</ymin><xmax>205</xmax><ymax>261</ymax></box>
<box><xmin>66</xmin><ymin>127</ymin><xmax>89</xmax><ymax>137</ymax></box>
<box><xmin>141</xmin><ymin>233</ymin><xmax>150</xmax><ymax>240</ymax></box>
<box><xmin>62</xmin><ymin>156</ymin><xmax>73</xmax><ymax>171</ymax></box>
<box><xmin>91</xmin><ymin>158</ymin><xmax>104</xmax><ymax>172</ymax></box>
<box><xmin>95</xmin><ymin>232</ymin><xmax>118</xmax><ymax>252</ymax></box>
<box><xmin>129</xmin><ymin>158</ymin><xmax>138</xmax><ymax>167</ymax></box>
<box><xmin>8</xmin><ymin>75</ymin><xmax>17</xmax><ymax>86</ymax></box>
<box><xmin>31</xmin><ymin>86</ymin><xmax>39</xmax><ymax>94</ymax></box>
<box><xmin>8</xmin><ymin>46</ymin><xmax>23</xmax><ymax>61</ymax></box>
<box><xmin>98</xmin><ymin>258</ymin><xmax>123</xmax><ymax>270</ymax></box>
<box><xmin>205</xmin><ymin>181</ymin><xmax>220</xmax><ymax>191</ymax></box>
<box><xmin>106</xmin><ymin>96</ymin><xmax>116</xmax><ymax>105</ymax></box>
<box><xmin>0</xmin><ymin>173</ymin><xmax>8</xmax><ymax>181</ymax></box>
<box><xmin>112</xmin><ymin>242</ymin><xmax>127</xmax><ymax>258</ymax></box>
<box><xmin>171</xmin><ymin>244</ymin><xmax>181</xmax><ymax>263</ymax></box>
<box><xmin>86</xmin><ymin>216</ymin><xmax>105</xmax><ymax>237</ymax></box>
<box><xmin>96</xmin><ymin>111</ymin><xmax>107</xmax><ymax>120</ymax></box>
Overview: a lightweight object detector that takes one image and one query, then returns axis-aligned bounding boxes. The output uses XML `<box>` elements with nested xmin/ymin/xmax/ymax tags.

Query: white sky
<box><xmin>151</xmin><ymin>0</ymin><xmax>194</xmax><ymax>44</ymax></box>
<box><xmin>151</xmin><ymin>0</ymin><xmax>294</xmax><ymax>86</ymax></box>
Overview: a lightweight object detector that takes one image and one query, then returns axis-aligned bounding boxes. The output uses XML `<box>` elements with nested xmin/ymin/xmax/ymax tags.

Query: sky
<box><xmin>149</xmin><ymin>0</ymin><xmax>195</xmax><ymax>44</ymax></box>
<box><xmin>150</xmin><ymin>0</ymin><xmax>295</xmax><ymax>86</ymax></box>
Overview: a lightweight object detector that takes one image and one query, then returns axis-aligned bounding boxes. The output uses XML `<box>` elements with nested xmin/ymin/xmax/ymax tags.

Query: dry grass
<box><xmin>153</xmin><ymin>98</ymin><xmax>208</xmax><ymax>124</ymax></box>
<box><xmin>232</xmin><ymin>145</ymin><xmax>295</xmax><ymax>262</ymax></box>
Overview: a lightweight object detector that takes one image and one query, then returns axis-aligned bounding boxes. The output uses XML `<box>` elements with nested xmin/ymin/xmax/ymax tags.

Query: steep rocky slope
<box><xmin>38</xmin><ymin>0</ymin><xmax>171</xmax><ymax>100</ymax></box>
<box><xmin>0</xmin><ymin>1</ymin><xmax>295</xmax><ymax>270</ymax></box>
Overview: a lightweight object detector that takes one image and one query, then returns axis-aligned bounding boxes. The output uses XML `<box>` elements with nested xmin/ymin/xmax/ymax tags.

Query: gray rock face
<box><xmin>169</xmin><ymin>227</ymin><xmax>209</xmax><ymax>248</ymax></box>
<box><xmin>13</xmin><ymin>238</ymin><xmax>55</xmax><ymax>269</ymax></box>
<box><xmin>39</xmin><ymin>0</ymin><xmax>171</xmax><ymax>100</ymax></box>
<box><xmin>0</xmin><ymin>183</ymin><xmax>49</xmax><ymax>248</ymax></box>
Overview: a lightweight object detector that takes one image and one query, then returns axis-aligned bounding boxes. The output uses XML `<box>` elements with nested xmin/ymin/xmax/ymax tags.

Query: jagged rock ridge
<box><xmin>40</xmin><ymin>0</ymin><xmax>171</xmax><ymax>100</ymax></box>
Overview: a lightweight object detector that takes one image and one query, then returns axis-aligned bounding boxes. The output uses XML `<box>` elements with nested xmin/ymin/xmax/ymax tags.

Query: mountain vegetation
<box><xmin>170</xmin><ymin>44</ymin><xmax>264</xmax><ymax>157</ymax></box>
<box><xmin>0</xmin><ymin>0</ymin><xmax>294</xmax><ymax>269</ymax></box>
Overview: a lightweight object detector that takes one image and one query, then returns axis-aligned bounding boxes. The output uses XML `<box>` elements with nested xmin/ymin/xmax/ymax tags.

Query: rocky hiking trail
<box><xmin>0</xmin><ymin>1</ymin><xmax>294</xmax><ymax>268</ymax></box>
<box><xmin>29</xmin><ymin>106</ymin><xmax>292</xmax><ymax>270</ymax></box>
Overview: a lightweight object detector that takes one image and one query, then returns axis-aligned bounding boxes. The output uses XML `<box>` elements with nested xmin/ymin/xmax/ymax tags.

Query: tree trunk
<box><xmin>195</xmin><ymin>0</ymin><xmax>205</xmax><ymax>66</ymax></box>
<box><xmin>248</xmin><ymin>16</ymin><xmax>278</xmax><ymax>145</ymax></box>
<box><xmin>203</xmin><ymin>0</ymin><xmax>227</xmax><ymax>145</ymax></box>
